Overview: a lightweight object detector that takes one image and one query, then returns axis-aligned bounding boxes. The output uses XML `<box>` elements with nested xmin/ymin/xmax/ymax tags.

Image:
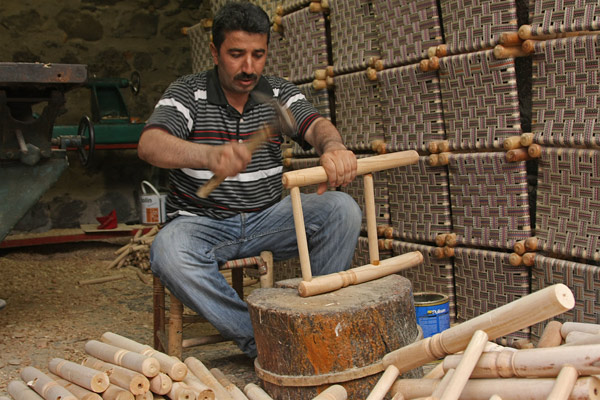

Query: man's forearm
<box><xmin>137</xmin><ymin>128</ymin><xmax>213</xmax><ymax>169</ymax></box>
<box><xmin>304</xmin><ymin>118</ymin><xmax>348</xmax><ymax>155</ymax></box>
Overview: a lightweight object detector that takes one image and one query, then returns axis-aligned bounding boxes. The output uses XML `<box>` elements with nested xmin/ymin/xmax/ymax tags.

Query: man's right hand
<box><xmin>207</xmin><ymin>142</ymin><xmax>253</xmax><ymax>177</ymax></box>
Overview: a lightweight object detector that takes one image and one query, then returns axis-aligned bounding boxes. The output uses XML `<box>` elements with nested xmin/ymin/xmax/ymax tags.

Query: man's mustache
<box><xmin>235</xmin><ymin>73</ymin><xmax>257</xmax><ymax>81</ymax></box>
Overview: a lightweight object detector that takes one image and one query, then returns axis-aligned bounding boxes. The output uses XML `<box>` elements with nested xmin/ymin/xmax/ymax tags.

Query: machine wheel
<box><xmin>77</xmin><ymin>115</ymin><xmax>95</xmax><ymax>167</ymax></box>
<box><xmin>130</xmin><ymin>71</ymin><xmax>141</xmax><ymax>95</ymax></box>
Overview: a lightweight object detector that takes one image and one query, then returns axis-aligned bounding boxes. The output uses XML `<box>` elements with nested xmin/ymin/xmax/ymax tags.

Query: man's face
<box><xmin>210</xmin><ymin>30</ymin><xmax>268</xmax><ymax>99</ymax></box>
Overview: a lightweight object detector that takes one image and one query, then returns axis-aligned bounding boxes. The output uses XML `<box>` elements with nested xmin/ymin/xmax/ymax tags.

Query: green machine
<box><xmin>52</xmin><ymin>71</ymin><xmax>145</xmax><ymax>163</ymax></box>
<box><xmin>0</xmin><ymin>62</ymin><xmax>89</xmax><ymax>242</ymax></box>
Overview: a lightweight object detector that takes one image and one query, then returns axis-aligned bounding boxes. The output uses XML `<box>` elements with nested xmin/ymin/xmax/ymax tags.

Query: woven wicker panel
<box><xmin>535</xmin><ymin>147</ymin><xmax>600</xmax><ymax>261</ymax></box>
<box><xmin>352</xmin><ymin>236</ymin><xmax>392</xmax><ymax>268</ymax></box>
<box><xmin>340</xmin><ymin>157</ymin><xmax>390</xmax><ymax>227</ymax></box>
<box><xmin>440</xmin><ymin>0</ymin><xmax>518</xmax><ymax>54</ymax></box>
<box><xmin>529</xmin><ymin>0</ymin><xmax>600</xmax><ymax>36</ymax></box>
<box><xmin>454</xmin><ymin>247</ymin><xmax>530</xmax><ymax>345</ymax></box>
<box><xmin>448</xmin><ymin>152</ymin><xmax>531</xmax><ymax>250</ymax></box>
<box><xmin>329</xmin><ymin>0</ymin><xmax>380</xmax><ymax>75</ymax></box>
<box><xmin>530</xmin><ymin>254</ymin><xmax>600</xmax><ymax>340</ymax></box>
<box><xmin>187</xmin><ymin>22</ymin><xmax>214</xmax><ymax>74</ymax></box>
<box><xmin>388</xmin><ymin>156</ymin><xmax>453</xmax><ymax>243</ymax></box>
<box><xmin>438</xmin><ymin>50</ymin><xmax>522</xmax><ymax>150</ymax></box>
<box><xmin>392</xmin><ymin>240</ymin><xmax>456</xmax><ymax>323</ymax></box>
<box><xmin>531</xmin><ymin>35</ymin><xmax>600</xmax><ymax>147</ymax></box>
<box><xmin>378</xmin><ymin>63</ymin><xmax>446</xmax><ymax>153</ymax></box>
<box><xmin>252</xmin><ymin>0</ymin><xmax>280</xmax><ymax>23</ymax></box>
<box><xmin>282</xmin><ymin>8</ymin><xmax>329</xmax><ymax>84</ymax></box>
<box><xmin>372</xmin><ymin>0</ymin><xmax>443</xmax><ymax>68</ymax></box>
<box><xmin>334</xmin><ymin>70</ymin><xmax>384</xmax><ymax>151</ymax></box>
<box><xmin>263</xmin><ymin>29</ymin><xmax>291</xmax><ymax>80</ymax></box>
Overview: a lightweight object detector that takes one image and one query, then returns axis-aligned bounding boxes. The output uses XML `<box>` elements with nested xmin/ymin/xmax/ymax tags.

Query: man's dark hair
<box><xmin>212</xmin><ymin>2</ymin><xmax>271</xmax><ymax>51</ymax></box>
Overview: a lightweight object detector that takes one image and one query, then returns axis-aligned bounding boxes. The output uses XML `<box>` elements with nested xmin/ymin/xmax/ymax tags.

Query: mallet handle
<box><xmin>282</xmin><ymin>151</ymin><xmax>419</xmax><ymax>189</ymax></box>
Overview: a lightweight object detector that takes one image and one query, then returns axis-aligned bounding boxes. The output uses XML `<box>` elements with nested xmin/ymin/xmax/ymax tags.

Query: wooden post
<box><xmin>101</xmin><ymin>384</ymin><xmax>134</xmax><ymax>400</ymax></box>
<box><xmin>49</xmin><ymin>358</ymin><xmax>110</xmax><ymax>393</ymax></box>
<box><xmin>290</xmin><ymin>186</ymin><xmax>312</xmax><ymax>282</ymax></box>
<box><xmin>432</xmin><ymin>369</ymin><xmax>455</xmax><ymax>399</ymax></box>
<box><xmin>150</xmin><ymin>374</ymin><xmax>173</xmax><ymax>396</ymax></box>
<box><xmin>363</xmin><ymin>174</ymin><xmax>380</xmax><ymax>265</ymax></box>
<box><xmin>312</xmin><ymin>385</ymin><xmax>347</xmax><ymax>400</ymax></box>
<box><xmin>167</xmin><ymin>382</ymin><xmax>196</xmax><ymax>400</ymax></box>
<box><xmin>184</xmin><ymin>357</ymin><xmax>233</xmax><ymax>400</ymax></box>
<box><xmin>81</xmin><ymin>356</ymin><xmax>151</xmax><ymax>395</ymax></box>
<box><xmin>168</xmin><ymin>294</ymin><xmax>183</xmax><ymax>359</ymax></box>
<box><xmin>244</xmin><ymin>384</ymin><xmax>274</xmax><ymax>400</ymax></box>
<box><xmin>439</xmin><ymin>330</ymin><xmax>488</xmax><ymax>400</ymax></box>
<box><xmin>182</xmin><ymin>372</ymin><xmax>215</xmax><ymax>400</ymax></box>
<box><xmin>84</xmin><ymin>340</ymin><xmax>160</xmax><ymax>378</ymax></box>
<box><xmin>47</xmin><ymin>373</ymin><xmax>103</xmax><ymax>400</ymax></box>
<box><xmin>382</xmin><ymin>284</ymin><xmax>574</xmax><ymax>373</ymax></box>
<box><xmin>297</xmin><ymin>251</ymin><xmax>423</xmax><ymax>297</ymax></box>
<box><xmin>20</xmin><ymin>367</ymin><xmax>78</xmax><ymax>400</ymax></box>
<box><xmin>547</xmin><ymin>365</ymin><xmax>578</xmax><ymax>400</ymax></box>
<box><xmin>210</xmin><ymin>368</ymin><xmax>247</xmax><ymax>400</ymax></box>
<box><xmin>442</xmin><ymin>344</ymin><xmax>600</xmax><ymax>378</ymax></box>
<box><xmin>561</xmin><ymin>321</ymin><xmax>600</xmax><ymax>338</ymax></box>
<box><xmin>100</xmin><ymin>332</ymin><xmax>188</xmax><ymax>381</ymax></box>
<box><xmin>366</xmin><ymin>365</ymin><xmax>400</xmax><ymax>400</ymax></box>
<box><xmin>537</xmin><ymin>321</ymin><xmax>563</xmax><ymax>348</ymax></box>
<box><xmin>8</xmin><ymin>380</ymin><xmax>45</xmax><ymax>400</ymax></box>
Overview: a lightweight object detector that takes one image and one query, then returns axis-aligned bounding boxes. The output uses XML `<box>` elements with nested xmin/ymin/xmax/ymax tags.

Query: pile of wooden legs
<box><xmin>3</xmin><ymin>332</ymin><xmax>289</xmax><ymax>400</ymax></box>
<box><xmin>109</xmin><ymin>227</ymin><xmax>159</xmax><ymax>271</ymax></box>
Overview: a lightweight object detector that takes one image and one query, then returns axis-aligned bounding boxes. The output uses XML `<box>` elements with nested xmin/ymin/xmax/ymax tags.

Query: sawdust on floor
<box><xmin>0</xmin><ymin>239</ymin><xmax>258</xmax><ymax>397</ymax></box>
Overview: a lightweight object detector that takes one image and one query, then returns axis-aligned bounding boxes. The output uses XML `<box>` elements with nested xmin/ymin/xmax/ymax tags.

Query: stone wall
<box><xmin>2</xmin><ymin>0</ymin><xmax>212</xmax><ymax>233</ymax></box>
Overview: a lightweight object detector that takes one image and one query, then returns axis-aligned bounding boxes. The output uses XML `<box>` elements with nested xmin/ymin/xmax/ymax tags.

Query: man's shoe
<box><xmin>0</xmin><ymin>299</ymin><xmax>6</xmax><ymax>310</ymax></box>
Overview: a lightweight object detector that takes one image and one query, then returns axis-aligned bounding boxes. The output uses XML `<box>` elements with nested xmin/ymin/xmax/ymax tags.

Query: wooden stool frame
<box><xmin>153</xmin><ymin>252</ymin><xmax>273</xmax><ymax>358</ymax></box>
<box><xmin>282</xmin><ymin>151</ymin><xmax>425</xmax><ymax>297</ymax></box>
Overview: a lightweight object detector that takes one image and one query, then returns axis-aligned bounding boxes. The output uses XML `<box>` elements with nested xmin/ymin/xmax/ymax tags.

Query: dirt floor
<box><xmin>0</xmin><ymin>238</ymin><xmax>259</xmax><ymax>398</ymax></box>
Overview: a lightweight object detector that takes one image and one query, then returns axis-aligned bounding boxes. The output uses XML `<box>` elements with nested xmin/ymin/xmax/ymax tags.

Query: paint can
<box><xmin>139</xmin><ymin>180</ymin><xmax>166</xmax><ymax>224</ymax></box>
<box><xmin>413</xmin><ymin>292</ymin><xmax>450</xmax><ymax>338</ymax></box>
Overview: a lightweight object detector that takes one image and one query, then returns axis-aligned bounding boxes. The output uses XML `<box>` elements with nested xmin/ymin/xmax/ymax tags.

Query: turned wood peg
<box><xmin>506</xmin><ymin>148</ymin><xmax>531</xmax><ymax>162</ymax></box>
<box><xmin>312</xmin><ymin>385</ymin><xmax>347</xmax><ymax>400</ymax></box>
<box><xmin>528</xmin><ymin>144</ymin><xmax>542</xmax><ymax>158</ymax></box>
<box><xmin>524</xmin><ymin>237</ymin><xmax>538</xmax><ymax>252</ymax></box>
<box><xmin>84</xmin><ymin>340</ymin><xmax>160</xmax><ymax>378</ymax></box>
<box><xmin>502</xmin><ymin>136</ymin><xmax>522</xmax><ymax>151</ymax></box>
<box><xmin>244</xmin><ymin>383</ymin><xmax>273</xmax><ymax>400</ymax></box>
<box><xmin>513</xmin><ymin>240</ymin><xmax>526</xmax><ymax>255</ymax></box>
<box><xmin>49</xmin><ymin>358</ymin><xmax>110</xmax><ymax>393</ymax></box>
<box><xmin>537</xmin><ymin>320</ymin><xmax>564</xmax><ymax>348</ymax></box>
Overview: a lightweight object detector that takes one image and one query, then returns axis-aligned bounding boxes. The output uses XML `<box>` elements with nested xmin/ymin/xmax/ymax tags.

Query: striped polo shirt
<box><xmin>144</xmin><ymin>67</ymin><xmax>320</xmax><ymax>220</ymax></box>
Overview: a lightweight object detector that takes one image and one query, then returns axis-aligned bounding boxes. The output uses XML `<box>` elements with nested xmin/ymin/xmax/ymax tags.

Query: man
<box><xmin>137</xmin><ymin>1</ymin><xmax>361</xmax><ymax>358</ymax></box>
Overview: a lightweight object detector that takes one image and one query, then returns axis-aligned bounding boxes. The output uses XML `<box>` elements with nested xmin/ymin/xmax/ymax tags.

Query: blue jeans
<box><xmin>150</xmin><ymin>191</ymin><xmax>362</xmax><ymax>358</ymax></box>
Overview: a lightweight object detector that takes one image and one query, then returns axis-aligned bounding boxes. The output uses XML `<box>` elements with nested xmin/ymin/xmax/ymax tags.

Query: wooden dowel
<box><xmin>150</xmin><ymin>374</ymin><xmax>172</xmax><ymax>396</ymax></box>
<box><xmin>428</xmin><ymin>154</ymin><xmax>439</xmax><ymax>166</ymax></box>
<box><xmin>537</xmin><ymin>320</ymin><xmax>563</xmax><ymax>348</ymax></box>
<box><xmin>79</xmin><ymin>275</ymin><xmax>126</xmax><ymax>285</ymax></box>
<box><xmin>290</xmin><ymin>186</ymin><xmax>312</xmax><ymax>282</ymax></box>
<box><xmin>528</xmin><ymin>143</ymin><xmax>542</xmax><ymax>158</ymax></box>
<box><xmin>432</xmin><ymin>369</ymin><xmax>455</xmax><ymax>399</ymax></box>
<box><xmin>428</xmin><ymin>141</ymin><xmax>440</xmax><ymax>154</ymax></box>
<box><xmin>513</xmin><ymin>338</ymin><xmax>534</xmax><ymax>349</ymax></box>
<box><xmin>367</xmin><ymin>67</ymin><xmax>378</xmax><ymax>81</ymax></box>
<box><xmin>513</xmin><ymin>240</ymin><xmax>526</xmax><ymax>255</ymax></box>
<box><xmin>312</xmin><ymin>385</ymin><xmax>347</xmax><ymax>400</ymax></box>
<box><xmin>366</xmin><ymin>365</ymin><xmax>400</xmax><ymax>400</ymax></box>
<box><xmin>84</xmin><ymin>340</ymin><xmax>160</xmax><ymax>378</ymax></box>
<box><xmin>363</xmin><ymin>174</ymin><xmax>380</xmax><ymax>265</ymax></box>
<box><xmin>493</xmin><ymin>44</ymin><xmax>528</xmax><ymax>59</ymax></box>
<box><xmin>435</xmin><ymin>234</ymin><xmax>448</xmax><ymax>247</ymax></box>
<box><xmin>282</xmin><ymin>151</ymin><xmax>419</xmax><ymax>189</ymax></box>
<box><xmin>47</xmin><ymin>374</ymin><xmax>103</xmax><ymax>400</ymax></box>
<box><xmin>435</xmin><ymin>45</ymin><xmax>447</xmax><ymax>58</ymax></box>
<box><xmin>437</xmin><ymin>152</ymin><xmax>450</xmax><ymax>166</ymax></box>
<box><xmin>243</xmin><ymin>383</ymin><xmax>273</xmax><ymax>400</ymax></box>
<box><xmin>439</xmin><ymin>330</ymin><xmax>488</xmax><ymax>400</ymax></box>
<box><xmin>8</xmin><ymin>380</ymin><xmax>45</xmax><ymax>400</ymax></box>
<box><xmin>502</xmin><ymin>136</ymin><xmax>522</xmax><ymax>150</ymax></box>
<box><xmin>443</xmin><ymin>343</ymin><xmax>600</xmax><ymax>378</ymax></box>
<box><xmin>500</xmin><ymin>32</ymin><xmax>522</xmax><ymax>46</ymax></box>
<box><xmin>167</xmin><ymin>382</ymin><xmax>195</xmax><ymax>400</ymax></box>
<box><xmin>49</xmin><ymin>358</ymin><xmax>110</xmax><ymax>393</ymax></box>
<box><xmin>520</xmin><ymin>132</ymin><xmax>534</xmax><ymax>147</ymax></box>
<box><xmin>428</xmin><ymin>56</ymin><xmax>440</xmax><ymax>71</ymax></box>
<box><xmin>508</xmin><ymin>251</ymin><xmax>522</xmax><ymax>265</ymax></box>
<box><xmin>423</xmin><ymin>362</ymin><xmax>445</xmax><ymax>379</ymax></box>
<box><xmin>382</xmin><ymin>284</ymin><xmax>574</xmax><ymax>374</ymax></box>
<box><xmin>564</xmin><ymin>331</ymin><xmax>600</xmax><ymax>346</ymax></box>
<box><xmin>522</xmin><ymin>39</ymin><xmax>536</xmax><ymax>54</ymax></box>
<box><xmin>561</xmin><ymin>321</ymin><xmax>600</xmax><ymax>338</ymax></box>
<box><xmin>135</xmin><ymin>392</ymin><xmax>152</xmax><ymax>400</ymax></box>
<box><xmin>420</xmin><ymin>59</ymin><xmax>431</xmax><ymax>72</ymax></box>
<box><xmin>101</xmin><ymin>384</ymin><xmax>134</xmax><ymax>400</ymax></box>
<box><xmin>182</xmin><ymin>371</ymin><xmax>215</xmax><ymax>400</ymax></box>
<box><xmin>20</xmin><ymin>367</ymin><xmax>78</xmax><ymax>400</ymax></box>
<box><xmin>313</xmin><ymin>79</ymin><xmax>327</xmax><ymax>90</ymax></box>
<box><xmin>184</xmin><ymin>357</ymin><xmax>233</xmax><ymax>400</ymax></box>
<box><xmin>444</xmin><ymin>233</ymin><xmax>457</xmax><ymax>247</ymax></box>
<box><xmin>507</xmin><ymin>144</ymin><xmax>531</xmax><ymax>161</ymax></box>
<box><xmin>298</xmin><ymin>251</ymin><xmax>423</xmax><ymax>297</ymax></box>
<box><xmin>81</xmin><ymin>356</ymin><xmax>150</xmax><ymax>395</ymax></box>
<box><xmin>443</xmin><ymin>246</ymin><xmax>455</xmax><ymax>258</ymax></box>
<box><xmin>391</xmin><ymin>376</ymin><xmax>600</xmax><ymax>400</ymax></box>
<box><xmin>522</xmin><ymin>252</ymin><xmax>536</xmax><ymax>267</ymax></box>
<box><xmin>524</xmin><ymin>237</ymin><xmax>538</xmax><ymax>252</ymax></box>
<box><xmin>100</xmin><ymin>332</ymin><xmax>187</xmax><ymax>381</ymax></box>
<box><xmin>210</xmin><ymin>368</ymin><xmax>247</xmax><ymax>400</ymax></box>
<box><xmin>547</xmin><ymin>365</ymin><xmax>578</xmax><ymax>400</ymax></box>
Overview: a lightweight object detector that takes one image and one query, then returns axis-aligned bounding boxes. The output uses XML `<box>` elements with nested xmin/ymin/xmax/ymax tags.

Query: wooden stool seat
<box><xmin>153</xmin><ymin>251</ymin><xmax>273</xmax><ymax>359</ymax></box>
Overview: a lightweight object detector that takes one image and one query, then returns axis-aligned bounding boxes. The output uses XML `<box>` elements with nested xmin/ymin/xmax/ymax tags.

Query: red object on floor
<box><xmin>96</xmin><ymin>210</ymin><xmax>118</xmax><ymax>229</ymax></box>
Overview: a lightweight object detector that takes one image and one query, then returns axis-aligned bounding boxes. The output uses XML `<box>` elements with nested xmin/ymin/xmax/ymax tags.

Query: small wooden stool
<box><xmin>153</xmin><ymin>251</ymin><xmax>273</xmax><ymax>359</ymax></box>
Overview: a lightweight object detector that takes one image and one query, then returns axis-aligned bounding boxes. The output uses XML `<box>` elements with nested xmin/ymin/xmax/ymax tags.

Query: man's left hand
<box><xmin>318</xmin><ymin>149</ymin><xmax>357</xmax><ymax>195</ymax></box>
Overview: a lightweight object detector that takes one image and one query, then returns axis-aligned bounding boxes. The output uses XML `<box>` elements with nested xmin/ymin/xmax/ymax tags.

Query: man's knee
<box><xmin>327</xmin><ymin>191</ymin><xmax>362</xmax><ymax>232</ymax></box>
